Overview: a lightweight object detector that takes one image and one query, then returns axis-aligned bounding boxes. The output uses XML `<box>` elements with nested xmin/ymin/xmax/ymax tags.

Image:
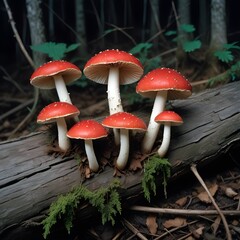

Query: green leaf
<box><xmin>65</xmin><ymin>43</ymin><xmax>80</xmax><ymax>53</ymax></box>
<box><xmin>30</xmin><ymin>42</ymin><xmax>67</xmax><ymax>60</ymax></box>
<box><xmin>165</xmin><ymin>30</ymin><xmax>177</xmax><ymax>36</ymax></box>
<box><xmin>180</xmin><ymin>24</ymin><xmax>196</xmax><ymax>33</ymax></box>
<box><xmin>31</xmin><ymin>42</ymin><xmax>80</xmax><ymax>60</ymax></box>
<box><xmin>214</xmin><ymin>50</ymin><xmax>234</xmax><ymax>63</ymax></box>
<box><xmin>183</xmin><ymin>40</ymin><xmax>201</xmax><ymax>52</ymax></box>
<box><xmin>129</xmin><ymin>43</ymin><xmax>152</xmax><ymax>55</ymax></box>
<box><xmin>223</xmin><ymin>42</ymin><xmax>240</xmax><ymax>50</ymax></box>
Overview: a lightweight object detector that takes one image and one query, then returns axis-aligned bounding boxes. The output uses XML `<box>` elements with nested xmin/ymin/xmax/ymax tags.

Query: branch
<box><xmin>3</xmin><ymin>0</ymin><xmax>35</xmax><ymax>69</ymax></box>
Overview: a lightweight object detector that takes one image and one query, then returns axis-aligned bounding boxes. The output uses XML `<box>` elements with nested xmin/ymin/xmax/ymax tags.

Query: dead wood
<box><xmin>0</xmin><ymin>81</ymin><xmax>240</xmax><ymax>239</ymax></box>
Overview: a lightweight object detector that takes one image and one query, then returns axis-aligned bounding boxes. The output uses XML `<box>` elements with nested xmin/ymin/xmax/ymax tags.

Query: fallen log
<box><xmin>1</xmin><ymin>81</ymin><xmax>240</xmax><ymax>239</ymax></box>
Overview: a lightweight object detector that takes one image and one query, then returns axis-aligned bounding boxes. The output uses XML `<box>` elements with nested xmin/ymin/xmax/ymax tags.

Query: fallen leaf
<box><xmin>175</xmin><ymin>196</ymin><xmax>188</xmax><ymax>207</ymax></box>
<box><xmin>163</xmin><ymin>217</ymin><xmax>187</xmax><ymax>229</ymax></box>
<box><xmin>129</xmin><ymin>158</ymin><xmax>142</xmax><ymax>171</ymax></box>
<box><xmin>197</xmin><ymin>183</ymin><xmax>218</xmax><ymax>203</ymax></box>
<box><xmin>146</xmin><ymin>214</ymin><xmax>158</xmax><ymax>234</ymax></box>
<box><xmin>192</xmin><ymin>226</ymin><xmax>205</xmax><ymax>238</ymax></box>
<box><xmin>85</xmin><ymin>166</ymin><xmax>91</xmax><ymax>178</ymax></box>
<box><xmin>211</xmin><ymin>216</ymin><xmax>221</xmax><ymax>235</ymax></box>
<box><xmin>224</xmin><ymin>187</ymin><xmax>238</xmax><ymax>198</ymax></box>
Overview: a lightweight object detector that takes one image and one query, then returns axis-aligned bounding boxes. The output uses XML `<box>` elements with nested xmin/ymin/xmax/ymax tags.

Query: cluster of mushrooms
<box><xmin>30</xmin><ymin>49</ymin><xmax>192</xmax><ymax>172</ymax></box>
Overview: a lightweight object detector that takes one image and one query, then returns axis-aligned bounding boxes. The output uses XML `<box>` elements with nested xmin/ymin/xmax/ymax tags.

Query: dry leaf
<box><xmin>146</xmin><ymin>214</ymin><xmax>158</xmax><ymax>234</ymax></box>
<box><xmin>175</xmin><ymin>196</ymin><xmax>188</xmax><ymax>207</ymax></box>
<box><xmin>163</xmin><ymin>217</ymin><xmax>187</xmax><ymax>229</ymax></box>
<box><xmin>197</xmin><ymin>183</ymin><xmax>218</xmax><ymax>203</ymax></box>
<box><xmin>224</xmin><ymin>187</ymin><xmax>238</xmax><ymax>198</ymax></box>
<box><xmin>85</xmin><ymin>166</ymin><xmax>91</xmax><ymax>178</ymax></box>
<box><xmin>211</xmin><ymin>216</ymin><xmax>221</xmax><ymax>235</ymax></box>
<box><xmin>129</xmin><ymin>158</ymin><xmax>142</xmax><ymax>171</ymax></box>
<box><xmin>192</xmin><ymin>226</ymin><xmax>205</xmax><ymax>238</ymax></box>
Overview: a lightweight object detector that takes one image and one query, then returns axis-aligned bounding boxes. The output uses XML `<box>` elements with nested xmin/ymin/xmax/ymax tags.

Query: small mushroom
<box><xmin>67</xmin><ymin>119</ymin><xmax>108</xmax><ymax>172</ymax></box>
<box><xmin>102</xmin><ymin>112</ymin><xmax>147</xmax><ymax>170</ymax></box>
<box><xmin>154</xmin><ymin>111</ymin><xmax>183</xmax><ymax>158</ymax></box>
<box><xmin>84</xmin><ymin>49</ymin><xmax>143</xmax><ymax>144</ymax></box>
<box><xmin>37</xmin><ymin>102</ymin><xmax>80</xmax><ymax>152</ymax></box>
<box><xmin>136</xmin><ymin>67</ymin><xmax>191</xmax><ymax>153</ymax></box>
<box><xmin>30</xmin><ymin>60</ymin><xmax>82</xmax><ymax>104</ymax></box>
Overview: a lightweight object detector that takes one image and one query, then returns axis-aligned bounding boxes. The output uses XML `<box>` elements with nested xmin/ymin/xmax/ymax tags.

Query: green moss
<box><xmin>42</xmin><ymin>179</ymin><xmax>121</xmax><ymax>238</ymax></box>
<box><xmin>142</xmin><ymin>155</ymin><xmax>171</xmax><ymax>202</ymax></box>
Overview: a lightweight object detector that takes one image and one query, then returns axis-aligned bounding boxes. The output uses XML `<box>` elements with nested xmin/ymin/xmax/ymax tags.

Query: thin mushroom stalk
<box><xmin>107</xmin><ymin>67</ymin><xmax>123</xmax><ymax>145</ymax></box>
<box><xmin>54</xmin><ymin>74</ymin><xmax>79</xmax><ymax>122</ymax></box>
<box><xmin>56</xmin><ymin>118</ymin><xmax>71</xmax><ymax>152</ymax></box>
<box><xmin>141</xmin><ymin>91</ymin><xmax>167</xmax><ymax>153</ymax></box>
<box><xmin>84</xmin><ymin>139</ymin><xmax>99</xmax><ymax>172</ymax></box>
<box><xmin>157</xmin><ymin>122</ymin><xmax>171</xmax><ymax>157</ymax></box>
<box><xmin>116</xmin><ymin>129</ymin><xmax>129</xmax><ymax>170</ymax></box>
<box><xmin>54</xmin><ymin>74</ymin><xmax>72</xmax><ymax>103</ymax></box>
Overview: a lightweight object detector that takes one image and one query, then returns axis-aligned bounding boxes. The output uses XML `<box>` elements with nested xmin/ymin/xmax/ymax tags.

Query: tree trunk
<box><xmin>178</xmin><ymin>0</ymin><xmax>191</xmax><ymax>43</ymax></box>
<box><xmin>1</xmin><ymin>81</ymin><xmax>240</xmax><ymax>239</ymax></box>
<box><xmin>25</xmin><ymin>0</ymin><xmax>47</xmax><ymax>68</ymax></box>
<box><xmin>210</xmin><ymin>0</ymin><xmax>227</xmax><ymax>48</ymax></box>
<box><xmin>75</xmin><ymin>0</ymin><xmax>87</xmax><ymax>56</ymax></box>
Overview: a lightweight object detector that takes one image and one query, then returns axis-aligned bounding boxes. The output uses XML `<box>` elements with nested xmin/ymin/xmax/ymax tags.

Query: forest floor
<box><xmin>0</xmin><ymin>63</ymin><xmax>240</xmax><ymax>240</ymax></box>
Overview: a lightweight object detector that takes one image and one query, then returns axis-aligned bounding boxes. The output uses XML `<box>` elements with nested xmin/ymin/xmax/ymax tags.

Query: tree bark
<box><xmin>25</xmin><ymin>0</ymin><xmax>47</xmax><ymax>68</ymax></box>
<box><xmin>1</xmin><ymin>81</ymin><xmax>240</xmax><ymax>239</ymax></box>
<box><xmin>210</xmin><ymin>0</ymin><xmax>227</xmax><ymax>48</ymax></box>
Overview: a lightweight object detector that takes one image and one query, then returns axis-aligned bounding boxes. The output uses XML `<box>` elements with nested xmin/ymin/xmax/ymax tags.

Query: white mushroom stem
<box><xmin>141</xmin><ymin>91</ymin><xmax>167</xmax><ymax>153</ymax></box>
<box><xmin>107</xmin><ymin>67</ymin><xmax>123</xmax><ymax>145</ymax></box>
<box><xmin>116</xmin><ymin>128</ymin><xmax>129</xmax><ymax>170</ymax></box>
<box><xmin>53</xmin><ymin>74</ymin><xmax>79</xmax><ymax>122</ymax></box>
<box><xmin>56</xmin><ymin>118</ymin><xmax>71</xmax><ymax>151</ymax></box>
<box><xmin>84</xmin><ymin>139</ymin><xmax>99</xmax><ymax>172</ymax></box>
<box><xmin>157</xmin><ymin>122</ymin><xmax>171</xmax><ymax>158</ymax></box>
<box><xmin>53</xmin><ymin>74</ymin><xmax>72</xmax><ymax>103</ymax></box>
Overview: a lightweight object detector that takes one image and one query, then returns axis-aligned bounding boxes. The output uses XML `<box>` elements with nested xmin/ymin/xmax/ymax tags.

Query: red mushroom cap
<box><xmin>67</xmin><ymin>119</ymin><xmax>108</xmax><ymax>140</ymax></box>
<box><xmin>30</xmin><ymin>60</ymin><xmax>82</xmax><ymax>89</ymax></box>
<box><xmin>83</xmin><ymin>49</ymin><xmax>143</xmax><ymax>85</ymax></box>
<box><xmin>154</xmin><ymin>111</ymin><xmax>183</xmax><ymax>126</ymax></box>
<box><xmin>102</xmin><ymin>112</ymin><xmax>147</xmax><ymax>130</ymax></box>
<box><xmin>136</xmin><ymin>67</ymin><xmax>192</xmax><ymax>99</ymax></box>
<box><xmin>37</xmin><ymin>102</ymin><xmax>80</xmax><ymax>123</ymax></box>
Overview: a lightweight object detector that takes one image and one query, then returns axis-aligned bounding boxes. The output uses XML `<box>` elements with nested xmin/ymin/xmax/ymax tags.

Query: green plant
<box><xmin>165</xmin><ymin>24</ymin><xmax>202</xmax><ymax>53</ymax></box>
<box><xmin>129</xmin><ymin>42</ymin><xmax>161</xmax><ymax>73</ymax></box>
<box><xmin>30</xmin><ymin>42</ymin><xmax>80</xmax><ymax>60</ymax></box>
<box><xmin>142</xmin><ymin>155</ymin><xmax>171</xmax><ymax>202</ymax></box>
<box><xmin>42</xmin><ymin>179</ymin><xmax>121</xmax><ymax>238</ymax></box>
<box><xmin>214</xmin><ymin>42</ymin><xmax>240</xmax><ymax>63</ymax></box>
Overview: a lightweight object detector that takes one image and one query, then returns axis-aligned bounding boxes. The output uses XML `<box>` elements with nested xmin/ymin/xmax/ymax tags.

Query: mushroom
<box><xmin>37</xmin><ymin>102</ymin><xmax>80</xmax><ymax>152</ymax></box>
<box><xmin>30</xmin><ymin>60</ymin><xmax>82</xmax><ymax>104</ymax></box>
<box><xmin>136</xmin><ymin>67</ymin><xmax>192</xmax><ymax>153</ymax></box>
<box><xmin>154</xmin><ymin>111</ymin><xmax>183</xmax><ymax>158</ymax></box>
<box><xmin>67</xmin><ymin>120</ymin><xmax>108</xmax><ymax>172</ymax></box>
<box><xmin>102</xmin><ymin>112</ymin><xmax>147</xmax><ymax>170</ymax></box>
<box><xmin>83</xmin><ymin>49</ymin><xmax>143</xmax><ymax>144</ymax></box>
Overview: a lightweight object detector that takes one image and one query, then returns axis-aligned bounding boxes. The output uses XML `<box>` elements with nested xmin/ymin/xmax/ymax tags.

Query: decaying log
<box><xmin>1</xmin><ymin>81</ymin><xmax>240</xmax><ymax>239</ymax></box>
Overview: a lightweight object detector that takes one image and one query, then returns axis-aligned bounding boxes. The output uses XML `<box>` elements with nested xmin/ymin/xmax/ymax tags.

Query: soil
<box><xmin>0</xmin><ymin>64</ymin><xmax>240</xmax><ymax>240</ymax></box>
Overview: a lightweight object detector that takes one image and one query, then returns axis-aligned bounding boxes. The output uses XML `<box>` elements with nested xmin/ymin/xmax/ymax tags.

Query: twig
<box><xmin>0</xmin><ymin>65</ymin><xmax>26</xmax><ymax>94</ymax></box>
<box><xmin>8</xmin><ymin>87</ymin><xmax>39</xmax><ymax>138</ymax></box>
<box><xmin>3</xmin><ymin>0</ymin><xmax>35</xmax><ymax>69</ymax></box>
<box><xmin>154</xmin><ymin>220</ymin><xmax>198</xmax><ymax>240</ymax></box>
<box><xmin>130</xmin><ymin>206</ymin><xmax>240</xmax><ymax>216</ymax></box>
<box><xmin>0</xmin><ymin>98</ymin><xmax>34</xmax><ymax>122</ymax></box>
<box><xmin>3</xmin><ymin>0</ymin><xmax>40</xmax><ymax>138</ymax></box>
<box><xmin>190</xmin><ymin>164</ymin><xmax>232</xmax><ymax>240</ymax></box>
<box><xmin>123</xmin><ymin>219</ymin><xmax>148</xmax><ymax>240</ymax></box>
